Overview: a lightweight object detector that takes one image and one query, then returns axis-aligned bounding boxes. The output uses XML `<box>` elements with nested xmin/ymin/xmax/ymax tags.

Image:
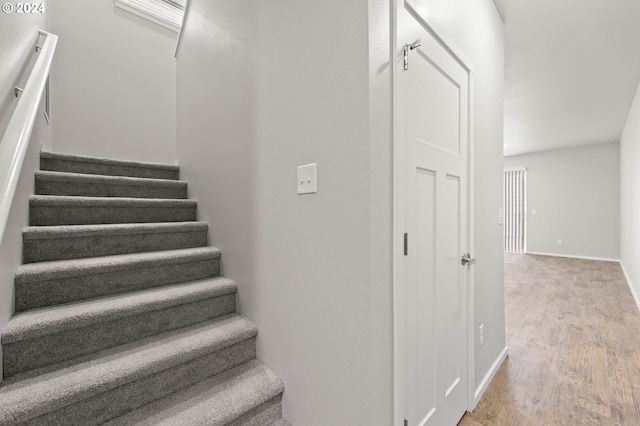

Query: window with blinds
<box><xmin>115</xmin><ymin>0</ymin><xmax>187</xmax><ymax>32</ymax></box>
<box><xmin>504</xmin><ymin>169</ymin><xmax>526</xmax><ymax>253</ymax></box>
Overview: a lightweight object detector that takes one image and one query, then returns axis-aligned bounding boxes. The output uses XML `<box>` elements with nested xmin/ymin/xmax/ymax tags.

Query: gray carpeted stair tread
<box><xmin>29</xmin><ymin>195</ymin><xmax>198</xmax><ymax>226</ymax></box>
<box><xmin>15</xmin><ymin>247</ymin><xmax>221</xmax><ymax>311</ymax></box>
<box><xmin>35</xmin><ymin>170</ymin><xmax>185</xmax><ymax>187</ymax></box>
<box><xmin>16</xmin><ymin>246</ymin><xmax>220</xmax><ymax>282</ymax></box>
<box><xmin>0</xmin><ymin>314</ymin><xmax>258</xmax><ymax>425</ymax></box>
<box><xmin>30</xmin><ymin>194</ymin><xmax>197</xmax><ymax>207</ymax></box>
<box><xmin>35</xmin><ymin>170</ymin><xmax>188</xmax><ymax>199</ymax></box>
<box><xmin>103</xmin><ymin>359</ymin><xmax>284</xmax><ymax>426</ymax></box>
<box><xmin>3</xmin><ymin>277</ymin><xmax>236</xmax><ymax>344</ymax></box>
<box><xmin>23</xmin><ymin>222</ymin><xmax>209</xmax><ymax>263</ymax></box>
<box><xmin>30</xmin><ymin>194</ymin><xmax>197</xmax><ymax>206</ymax></box>
<box><xmin>40</xmin><ymin>151</ymin><xmax>180</xmax><ymax>180</ymax></box>
<box><xmin>23</xmin><ymin>221</ymin><xmax>208</xmax><ymax>240</ymax></box>
<box><xmin>3</xmin><ymin>277</ymin><xmax>237</xmax><ymax>378</ymax></box>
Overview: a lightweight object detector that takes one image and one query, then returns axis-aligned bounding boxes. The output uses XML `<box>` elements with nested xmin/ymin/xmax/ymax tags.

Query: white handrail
<box><xmin>0</xmin><ymin>30</ymin><xmax>58</xmax><ymax>246</ymax></box>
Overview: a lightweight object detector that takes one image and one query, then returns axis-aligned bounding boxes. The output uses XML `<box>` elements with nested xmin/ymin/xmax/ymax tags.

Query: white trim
<box><xmin>466</xmin><ymin>69</ymin><xmax>476</xmax><ymax>412</ymax></box>
<box><xmin>391</xmin><ymin>0</ymin><xmax>404</xmax><ymax>422</ymax></box>
<box><xmin>526</xmin><ymin>251</ymin><xmax>619</xmax><ymax>263</ymax></box>
<box><xmin>405</xmin><ymin>0</ymin><xmax>475</xmax><ymax>74</ymax></box>
<box><xmin>173</xmin><ymin>0</ymin><xmax>190</xmax><ymax>57</ymax></box>
<box><xmin>472</xmin><ymin>346</ymin><xmax>508</xmax><ymax>407</ymax></box>
<box><xmin>620</xmin><ymin>261</ymin><xmax>640</xmax><ymax>313</ymax></box>
<box><xmin>504</xmin><ymin>167</ymin><xmax>527</xmax><ymax>172</ymax></box>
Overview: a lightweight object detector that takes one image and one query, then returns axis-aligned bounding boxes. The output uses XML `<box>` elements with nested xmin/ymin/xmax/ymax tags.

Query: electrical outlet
<box><xmin>557</xmin><ymin>239</ymin><xmax>563</xmax><ymax>245</ymax></box>
<box><xmin>479</xmin><ymin>324</ymin><xmax>484</xmax><ymax>347</ymax></box>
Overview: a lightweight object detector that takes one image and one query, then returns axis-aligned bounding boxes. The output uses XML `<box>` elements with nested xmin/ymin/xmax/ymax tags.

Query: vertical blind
<box><xmin>504</xmin><ymin>169</ymin><xmax>526</xmax><ymax>253</ymax></box>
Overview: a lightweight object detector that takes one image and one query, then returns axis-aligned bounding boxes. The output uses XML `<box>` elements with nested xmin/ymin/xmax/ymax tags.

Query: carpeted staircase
<box><xmin>0</xmin><ymin>151</ymin><xmax>288</xmax><ymax>425</ymax></box>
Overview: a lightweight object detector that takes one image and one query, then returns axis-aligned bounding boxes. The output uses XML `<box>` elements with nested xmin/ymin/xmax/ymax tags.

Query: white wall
<box><xmin>0</xmin><ymin>1</ymin><xmax>50</xmax><ymax>140</ymax></box>
<box><xmin>177</xmin><ymin>0</ymin><xmax>503</xmax><ymax>423</ymax></box>
<box><xmin>177</xmin><ymin>1</ymin><xmax>375</xmax><ymax>424</ymax></box>
<box><xmin>50</xmin><ymin>0</ymin><xmax>177</xmax><ymax>163</ymax></box>
<box><xmin>620</xmin><ymin>82</ymin><xmax>640</xmax><ymax>304</ymax></box>
<box><xmin>504</xmin><ymin>142</ymin><xmax>620</xmax><ymax>260</ymax></box>
<box><xmin>0</xmin><ymin>2</ymin><xmax>52</xmax><ymax>380</ymax></box>
<box><xmin>416</xmin><ymin>0</ymin><xmax>506</xmax><ymax>398</ymax></box>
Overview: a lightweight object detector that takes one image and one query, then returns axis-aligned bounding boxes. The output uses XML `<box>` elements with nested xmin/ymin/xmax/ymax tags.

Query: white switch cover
<box><xmin>297</xmin><ymin>163</ymin><xmax>317</xmax><ymax>194</ymax></box>
<box><xmin>531</xmin><ymin>208</ymin><xmax>537</xmax><ymax>215</ymax></box>
<box><xmin>498</xmin><ymin>208</ymin><xmax>504</xmax><ymax>225</ymax></box>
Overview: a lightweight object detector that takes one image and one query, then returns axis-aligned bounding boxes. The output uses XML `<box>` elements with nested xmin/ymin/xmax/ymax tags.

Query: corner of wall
<box><xmin>619</xmin><ymin>261</ymin><xmax>640</xmax><ymax>313</ymax></box>
<box><xmin>368</xmin><ymin>0</ymin><xmax>394</xmax><ymax>423</ymax></box>
<box><xmin>619</xmin><ymin>81</ymin><xmax>640</xmax><ymax>316</ymax></box>
<box><xmin>472</xmin><ymin>346</ymin><xmax>508</xmax><ymax>408</ymax></box>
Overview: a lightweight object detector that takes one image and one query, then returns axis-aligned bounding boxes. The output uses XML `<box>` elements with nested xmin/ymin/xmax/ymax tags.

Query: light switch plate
<box><xmin>498</xmin><ymin>208</ymin><xmax>504</xmax><ymax>225</ymax></box>
<box><xmin>297</xmin><ymin>163</ymin><xmax>317</xmax><ymax>194</ymax></box>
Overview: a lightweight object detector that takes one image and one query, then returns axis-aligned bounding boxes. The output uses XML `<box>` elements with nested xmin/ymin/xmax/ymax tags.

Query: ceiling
<box><xmin>493</xmin><ymin>0</ymin><xmax>640</xmax><ymax>157</ymax></box>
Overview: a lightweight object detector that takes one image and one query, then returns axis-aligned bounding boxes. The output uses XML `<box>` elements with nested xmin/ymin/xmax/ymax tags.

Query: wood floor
<box><xmin>459</xmin><ymin>254</ymin><xmax>640</xmax><ymax>426</ymax></box>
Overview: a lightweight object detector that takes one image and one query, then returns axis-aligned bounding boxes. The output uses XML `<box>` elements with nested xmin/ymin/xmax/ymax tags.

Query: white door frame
<box><xmin>392</xmin><ymin>1</ymin><xmax>477</xmax><ymax>423</ymax></box>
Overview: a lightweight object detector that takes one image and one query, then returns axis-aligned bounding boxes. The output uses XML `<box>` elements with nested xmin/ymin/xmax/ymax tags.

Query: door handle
<box><xmin>461</xmin><ymin>253</ymin><xmax>476</xmax><ymax>266</ymax></box>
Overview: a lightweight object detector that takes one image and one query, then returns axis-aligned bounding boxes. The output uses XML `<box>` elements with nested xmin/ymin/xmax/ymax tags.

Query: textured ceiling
<box><xmin>494</xmin><ymin>0</ymin><xmax>640</xmax><ymax>156</ymax></box>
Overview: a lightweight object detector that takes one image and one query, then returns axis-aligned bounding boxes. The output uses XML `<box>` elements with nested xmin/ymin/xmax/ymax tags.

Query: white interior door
<box><xmin>395</xmin><ymin>2</ymin><xmax>473</xmax><ymax>425</ymax></box>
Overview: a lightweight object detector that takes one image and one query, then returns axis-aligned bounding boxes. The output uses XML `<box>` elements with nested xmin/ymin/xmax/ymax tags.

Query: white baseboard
<box><xmin>526</xmin><ymin>251</ymin><xmax>619</xmax><ymax>263</ymax></box>
<box><xmin>620</xmin><ymin>261</ymin><xmax>640</xmax><ymax>313</ymax></box>
<box><xmin>472</xmin><ymin>346</ymin><xmax>508</xmax><ymax>408</ymax></box>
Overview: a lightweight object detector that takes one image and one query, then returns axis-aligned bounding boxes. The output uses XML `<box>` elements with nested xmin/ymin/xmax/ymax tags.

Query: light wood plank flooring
<box><xmin>459</xmin><ymin>254</ymin><xmax>640</xmax><ymax>426</ymax></box>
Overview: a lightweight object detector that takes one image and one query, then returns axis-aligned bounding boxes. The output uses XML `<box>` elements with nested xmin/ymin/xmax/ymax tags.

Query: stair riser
<box><xmin>35</xmin><ymin>179</ymin><xmax>188</xmax><ymax>199</ymax></box>
<box><xmin>40</xmin><ymin>157</ymin><xmax>179</xmax><ymax>180</ymax></box>
<box><xmin>3</xmin><ymin>294</ymin><xmax>236</xmax><ymax>378</ymax></box>
<box><xmin>16</xmin><ymin>258</ymin><xmax>220</xmax><ymax>311</ymax></box>
<box><xmin>23</xmin><ymin>230</ymin><xmax>208</xmax><ymax>263</ymax></box>
<box><xmin>21</xmin><ymin>338</ymin><xmax>256</xmax><ymax>426</ymax></box>
<box><xmin>228</xmin><ymin>395</ymin><xmax>284</xmax><ymax>426</ymax></box>
<box><xmin>30</xmin><ymin>205</ymin><xmax>197</xmax><ymax>226</ymax></box>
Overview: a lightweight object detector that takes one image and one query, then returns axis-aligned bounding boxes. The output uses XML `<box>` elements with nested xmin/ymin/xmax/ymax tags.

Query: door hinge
<box><xmin>404</xmin><ymin>44</ymin><xmax>409</xmax><ymax>70</ymax></box>
<box><xmin>404</xmin><ymin>418</ymin><xmax>409</xmax><ymax>426</ymax></box>
<box><xmin>404</xmin><ymin>233</ymin><xmax>408</xmax><ymax>256</ymax></box>
<box><xmin>403</xmin><ymin>40</ymin><xmax>422</xmax><ymax>70</ymax></box>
